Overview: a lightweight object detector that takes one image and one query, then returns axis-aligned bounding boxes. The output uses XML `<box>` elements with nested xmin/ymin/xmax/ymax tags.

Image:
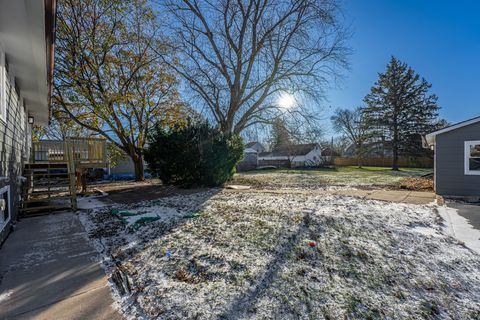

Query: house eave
<box><xmin>0</xmin><ymin>0</ymin><xmax>56</xmax><ymax>125</ymax></box>
<box><xmin>425</xmin><ymin>115</ymin><xmax>480</xmax><ymax>146</ymax></box>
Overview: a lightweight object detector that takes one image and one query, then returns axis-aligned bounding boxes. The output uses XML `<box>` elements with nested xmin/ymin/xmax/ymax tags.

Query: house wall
<box><xmin>110</xmin><ymin>156</ymin><xmax>148</xmax><ymax>179</ymax></box>
<box><xmin>435</xmin><ymin>122</ymin><xmax>480</xmax><ymax>196</ymax></box>
<box><xmin>237</xmin><ymin>151</ymin><xmax>258</xmax><ymax>172</ymax></box>
<box><xmin>258</xmin><ymin>149</ymin><xmax>322</xmax><ymax>168</ymax></box>
<box><xmin>110</xmin><ymin>157</ymin><xmax>135</xmax><ymax>175</ymax></box>
<box><xmin>304</xmin><ymin>148</ymin><xmax>321</xmax><ymax>166</ymax></box>
<box><xmin>0</xmin><ymin>68</ymin><xmax>30</xmax><ymax>243</ymax></box>
<box><xmin>289</xmin><ymin>148</ymin><xmax>321</xmax><ymax>167</ymax></box>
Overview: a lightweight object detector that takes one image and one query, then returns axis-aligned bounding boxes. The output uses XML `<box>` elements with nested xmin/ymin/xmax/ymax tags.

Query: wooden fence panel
<box><xmin>334</xmin><ymin>157</ymin><xmax>433</xmax><ymax>168</ymax></box>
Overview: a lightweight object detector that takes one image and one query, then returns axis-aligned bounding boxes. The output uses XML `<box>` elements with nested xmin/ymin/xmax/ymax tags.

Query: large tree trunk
<box><xmin>356</xmin><ymin>143</ymin><xmax>363</xmax><ymax>168</ymax></box>
<box><xmin>392</xmin><ymin>119</ymin><xmax>399</xmax><ymax>171</ymax></box>
<box><xmin>392</xmin><ymin>149</ymin><xmax>399</xmax><ymax>171</ymax></box>
<box><xmin>132</xmin><ymin>154</ymin><xmax>145</xmax><ymax>181</ymax></box>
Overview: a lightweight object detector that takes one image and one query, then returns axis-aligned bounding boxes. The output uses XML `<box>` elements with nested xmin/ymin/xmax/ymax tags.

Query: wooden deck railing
<box><xmin>31</xmin><ymin>137</ymin><xmax>107</xmax><ymax>167</ymax></box>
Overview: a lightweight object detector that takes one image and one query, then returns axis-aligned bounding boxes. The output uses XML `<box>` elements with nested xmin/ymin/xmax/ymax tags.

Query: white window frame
<box><xmin>0</xmin><ymin>185</ymin><xmax>11</xmax><ymax>233</ymax></box>
<box><xmin>464</xmin><ymin>140</ymin><xmax>480</xmax><ymax>175</ymax></box>
<box><xmin>0</xmin><ymin>49</ymin><xmax>6</xmax><ymax>123</ymax></box>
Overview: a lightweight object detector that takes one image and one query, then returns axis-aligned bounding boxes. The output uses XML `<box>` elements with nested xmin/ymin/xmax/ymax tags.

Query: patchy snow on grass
<box><xmin>231</xmin><ymin>169</ymin><xmax>429</xmax><ymax>190</ymax></box>
<box><xmin>0</xmin><ymin>290</ymin><xmax>13</xmax><ymax>304</ymax></box>
<box><xmin>81</xmin><ymin>190</ymin><xmax>480</xmax><ymax>319</ymax></box>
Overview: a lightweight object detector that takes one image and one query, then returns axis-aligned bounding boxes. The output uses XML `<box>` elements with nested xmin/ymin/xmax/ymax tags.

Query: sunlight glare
<box><xmin>277</xmin><ymin>93</ymin><xmax>296</xmax><ymax>109</ymax></box>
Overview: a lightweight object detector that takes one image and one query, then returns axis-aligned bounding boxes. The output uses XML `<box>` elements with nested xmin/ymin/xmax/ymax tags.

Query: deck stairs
<box><xmin>21</xmin><ymin>162</ymin><xmax>77</xmax><ymax>216</ymax></box>
<box><xmin>19</xmin><ymin>137</ymin><xmax>106</xmax><ymax>216</ymax></box>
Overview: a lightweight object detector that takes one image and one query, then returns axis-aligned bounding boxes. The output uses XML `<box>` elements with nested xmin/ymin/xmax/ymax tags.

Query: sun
<box><xmin>277</xmin><ymin>93</ymin><xmax>296</xmax><ymax>109</ymax></box>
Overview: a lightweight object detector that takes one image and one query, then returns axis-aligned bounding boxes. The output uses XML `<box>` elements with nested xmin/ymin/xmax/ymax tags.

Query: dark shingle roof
<box><xmin>245</xmin><ymin>142</ymin><xmax>260</xmax><ymax>148</ymax></box>
<box><xmin>259</xmin><ymin>143</ymin><xmax>318</xmax><ymax>157</ymax></box>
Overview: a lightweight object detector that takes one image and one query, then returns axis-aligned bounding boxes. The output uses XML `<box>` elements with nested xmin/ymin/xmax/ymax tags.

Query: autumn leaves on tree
<box><xmin>53</xmin><ymin>0</ymin><xmax>185</xmax><ymax>180</ymax></box>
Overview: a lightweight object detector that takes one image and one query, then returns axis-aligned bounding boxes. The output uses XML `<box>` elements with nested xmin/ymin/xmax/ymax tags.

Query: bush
<box><xmin>144</xmin><ymin>122</ymin><xmax>244</xmax><ymax>187</ymax></box>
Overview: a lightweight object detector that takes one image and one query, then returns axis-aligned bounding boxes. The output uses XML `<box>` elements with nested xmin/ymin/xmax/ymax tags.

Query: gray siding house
<box><xmin>236</xmin><ymin>142</ymin><xmax>265</xmax><ymax>172</ymax></box>
<box><xmin>425</xmin><ymin>116</ymin><xmax>480</xmax><ymax>197</ymax></box>
<box><xmin>0</xmin><ymin>0</ymin><xmax>56</xmax><ymax>243</ymax></box>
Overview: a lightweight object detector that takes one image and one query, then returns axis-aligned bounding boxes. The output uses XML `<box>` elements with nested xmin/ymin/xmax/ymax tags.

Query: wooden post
<box><xmin>65</xmin><ymin>139</ymin><xmax>77</xmax><ymax>211</ymax></box>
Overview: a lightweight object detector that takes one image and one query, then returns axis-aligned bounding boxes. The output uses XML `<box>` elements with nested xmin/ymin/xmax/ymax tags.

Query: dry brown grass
<box><xmin>397</xmin><ymin>177</ymin><xmax>434</xmax><ymax>191</ymax></box>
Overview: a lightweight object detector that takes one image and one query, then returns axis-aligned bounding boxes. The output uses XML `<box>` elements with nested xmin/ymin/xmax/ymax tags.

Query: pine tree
<box><xmin>363</xmin><ymin>56</ymin><xmax>439</xmax><ymax>170</ymax></box>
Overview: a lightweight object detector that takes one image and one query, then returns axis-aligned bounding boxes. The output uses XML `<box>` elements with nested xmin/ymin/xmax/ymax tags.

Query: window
<box><xmin>0</xmin><ymin>49</ymin><xmax>6</xmax><ymax>123</ymax></box>
<box><xmin>465</xmin><ymin>141</ymin><xmax>480</xmax><ymax>175</ymax></box>
<box><xmin>0</xmin><ymin>185</ymin><xmax>10</xmax><ymax>233</ymax></box>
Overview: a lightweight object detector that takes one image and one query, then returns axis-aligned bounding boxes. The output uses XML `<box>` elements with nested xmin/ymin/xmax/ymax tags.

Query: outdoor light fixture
<box><xmin>28</xmin><ymin>116</ymin><xmax>34</xmax><ymax>124</ymax></box>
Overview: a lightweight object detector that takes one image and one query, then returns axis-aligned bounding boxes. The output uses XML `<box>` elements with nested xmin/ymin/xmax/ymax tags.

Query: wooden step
<box><xmin>21</xmin><ymin>204</ymin><xmax>72</xmax><ymax>211</ymax></box>
<box><xmin>25</xmin><ymin>163</ymin><xmax>68</xmax><ymax>169</ymax></box>
<box><xmin>26</xmin><ymin>172</ymin><xmax>69</xmax><ymax>177</ymax></box>
<box><xmin>20</xmin><ymin>205</ymin><xmax>72</xmax><ymax>215</ymax></box>
<box><xmin>30</xmin><ymin>181</ymin><xmax>71</xmax><ymax>187</ymax></box>
<box><xmin>29</xmin><ymin>190</ymin><xmax>70</xmax><ymax>196</ymax></box>
<box><xmin>24</xmin><ymin>195</ymin><xmax>72</xmax><ymax>204</ymax></box>
<box><xmin>23</xmin><ymin>168</ymin><xmax>68</xmax><ymax>175</ymax></box>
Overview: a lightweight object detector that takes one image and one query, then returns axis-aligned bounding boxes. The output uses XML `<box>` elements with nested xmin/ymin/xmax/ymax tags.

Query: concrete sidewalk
<box><xmin>441</xmin><ymin>202</ymin><xmax>480</xmax><ymax>254</ymax></box>
<box><xmin>225</xmin><ymin>187</ymin><xmax>436</xmax><ymax>205</ymax></box>
<box><xmin>0</xmin><ymin>212</ymin><xmax>122</xmax><ymax>320</ymax></box>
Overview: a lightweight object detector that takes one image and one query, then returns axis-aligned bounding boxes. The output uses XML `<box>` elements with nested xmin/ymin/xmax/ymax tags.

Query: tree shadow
<box><xmin>0</xmin><ymin>212</ymin><xmax>121</xmax><ymax>319</ymax></box>
<box><xmin>219</xmin><ymin>209</ymin><xmax>313</xmax><ymax>319</ymax></box>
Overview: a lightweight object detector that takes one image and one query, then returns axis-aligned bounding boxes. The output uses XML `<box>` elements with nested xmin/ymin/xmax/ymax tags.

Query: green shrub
<box><xmin>144</xmin><ymin>122</ymin><xmax>244</xmax><ymax>187</ymax></box>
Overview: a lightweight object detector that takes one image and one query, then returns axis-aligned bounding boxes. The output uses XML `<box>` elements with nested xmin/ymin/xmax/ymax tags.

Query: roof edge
<box><xmin>425</xmin><ymin>116</ymin><xmax>480</xmax><ymax>145</ymax></box>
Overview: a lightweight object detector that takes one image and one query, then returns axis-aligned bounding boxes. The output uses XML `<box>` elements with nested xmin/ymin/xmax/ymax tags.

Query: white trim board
<box><xmin>465</xmin><ymin>141</ymin><xmax>480</xmax><ymax>176</ymax></box>
<box><xmin>0</xmin><ymin>49</ymin><xmax>6</xmax><ymax>124</ymax></box>
<box><xmin>0</xmin><ymin>185</ymin><xmax>11</xmax><ymax>234</ymax></box>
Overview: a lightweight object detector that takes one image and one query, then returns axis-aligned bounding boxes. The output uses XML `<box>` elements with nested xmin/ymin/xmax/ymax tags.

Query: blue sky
<box><xmin>324</xmin><ymin>0</ymin><xmax>480</xmax><ymax>135</ymax></box>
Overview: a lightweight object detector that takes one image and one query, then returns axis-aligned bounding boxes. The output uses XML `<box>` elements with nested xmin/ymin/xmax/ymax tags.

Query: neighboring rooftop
<box><xmin>259</xmin><ymin>143</ymin><xmax>319</xmax><ymax>157</ymax></box>
<box><xmin>245</xmin><ymin>142</ymin><xmax>261</xmax><ymax>149</ymax></box>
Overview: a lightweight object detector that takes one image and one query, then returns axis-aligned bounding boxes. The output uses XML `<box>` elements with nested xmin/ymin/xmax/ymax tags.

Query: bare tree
<box><xmin>331</xmin><ymin>107</ymin><xmax>369</xmax><ymax>168</ymax></box>
<box><xmin>161</xmin><ymin>0</ymin><xmax>349</xmax><ymax>134</ymax></box>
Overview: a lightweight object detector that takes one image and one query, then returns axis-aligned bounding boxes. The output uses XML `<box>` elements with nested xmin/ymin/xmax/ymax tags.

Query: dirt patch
<box><xmin>90</xmin><ymin>179</ymin><xmax>212</xmax><ymax>204</ymax></box>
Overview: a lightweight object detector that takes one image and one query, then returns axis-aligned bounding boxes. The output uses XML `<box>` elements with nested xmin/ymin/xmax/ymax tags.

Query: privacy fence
<box><xmin>333</xmin><ymin>157</ymin><xmax>433</xmax><ymax>168</ymax></box>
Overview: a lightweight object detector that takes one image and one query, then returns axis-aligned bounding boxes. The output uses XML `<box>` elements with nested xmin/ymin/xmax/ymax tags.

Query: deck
<box><xmin>31</xmin><ymin>137</ymin><xmax>107</xmax><ymax>168</ymax></box>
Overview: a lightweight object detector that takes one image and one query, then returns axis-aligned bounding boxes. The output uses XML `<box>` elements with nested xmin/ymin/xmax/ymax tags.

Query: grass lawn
<box><xmin>82</xmin><ymin>190</ymin><xmax>480</xmax><ymax>319</ymax></box>
<box><xmin>231</xmin><ymin>166</ymin><xmax>433</xmax><ymax>190</ymax></box>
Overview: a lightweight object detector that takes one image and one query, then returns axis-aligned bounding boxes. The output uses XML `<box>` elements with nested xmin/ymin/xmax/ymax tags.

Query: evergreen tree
<box><xmin>363</xmin><ymin>56</ymin><xmax>439</xmax><ymax>170</ymax></box>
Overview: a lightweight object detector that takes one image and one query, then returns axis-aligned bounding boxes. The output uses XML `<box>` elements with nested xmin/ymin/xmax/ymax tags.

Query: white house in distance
<box><xmin>0</xmin><ymin>0</ymin><xmax>56</xmax><ymax>243</ymax></box>
<box><xmin>258</xmin><ymin>143</ymin><xmax>323</xmax><ymax>168</ymax></box>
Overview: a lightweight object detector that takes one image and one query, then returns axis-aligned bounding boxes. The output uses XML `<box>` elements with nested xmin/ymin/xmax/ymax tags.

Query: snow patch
<box><xmin>0</xmin><ymin>290</ymin><xmax>13</xmax><ymax>303</ymax></box>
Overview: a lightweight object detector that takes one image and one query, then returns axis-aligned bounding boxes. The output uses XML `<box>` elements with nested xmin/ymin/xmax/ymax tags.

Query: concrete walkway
<box><xmin>225</xmin><ymin>187</ymin><xmax>436</xmax><ymax>205</ymax></box>
<box><xmin>441</xmin><ymin>202</ymin><xmax>480</xmax><ymax>254</ymax></box>
<box><xmin>0</xmin><ymin>212</ymin><xmax>122</xmax><ymax>320</ymax></box>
